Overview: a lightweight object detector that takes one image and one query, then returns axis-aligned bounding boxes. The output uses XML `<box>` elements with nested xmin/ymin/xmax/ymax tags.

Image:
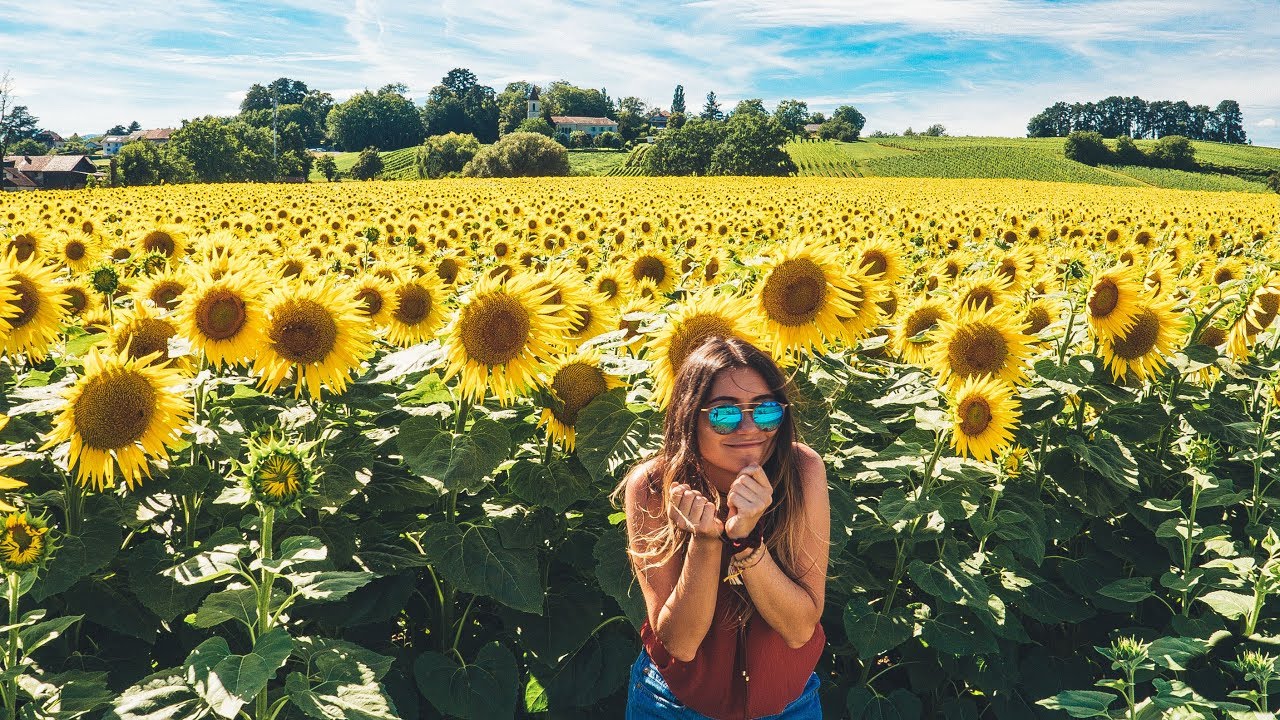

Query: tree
<box><xmin>668</xmin><ymin>112</ymin><xmax>687</xmax><ymax>130</ymax></box>
<box><xmin>569</xmin><ymin>130</ymin><xmax>593</xmax><ymax>148</ymax></box>
<box><xmin>1063</xmin><ymin>130</ymin><xmax>1111</xmax><ymax>165</ymax></box>
<box><xmin>641</xmin><ymin>117</ymin><xmax>726</xmax><ymax>175</ymax></box>
<box><xmin>810</xmin><ymin>112</ymin><xmax>826</xmax><ymax>124</ymax></box>
<box><xmin>115</xmin><ymin>139</ymin><xmax>192</xmax><ymax>185</ymax></box>
<box><xmin>496</xmin><ymin>82</ymin><xmax>537</xmax><ymax>136</ymax></box>
<box><xmin>1113</xmin><ymin>135</ymin><xmax>1144</xmax><ymax>165</ymax></box>
<box><xmin>168</xmin><ymin>116</ymin><xmax>277</xmax><ymax>182</ymax></box>
<box><xmin>922</xmin><ymin>124</ymin><xmax>947</xmax><ymax>137</ymax></box>
<box><xmin>700</xmin><ymin>91</ymin><xmax>723</xmax><ymax>121</ymax></box>
<box><xmin>241</xmin><ymin>78</ymin><xmax>312</xmax><ymax>112</ymax></box>
<box><xmin>127</xmin><ymin>120</ymin><xmax>142</xmax><ymax>133</ymax></box>
<box><xmin>731</xmin><ymin>99</ymin><xmax>768</xmax><ymax>118</ymax></box>
<box><xmin>326</xmin><ymin>89</ymin><xmax>425</xmax><ymax>151</ymax></box>
<box><xmin>7</xmin><ymin>137</ymin><xmax>45</xmax><ymax>156</ymax></box>
<box><xmin>830</xmin><ymin>105</ymin><xmax>866</xmax><ymax>139</ymax></box>
<box><xmin>0</xmin><ymin>71</ymin><xmax>39</xmax><ymax>158</ymax></box>
<box><xmin>1149</xmin><ymin>135</ymin><xmax>1195</xmax><ymax>170</ymax></box>
<box><xmin>594</xmin><ymin>131</ymin><xmax>623</xmax><ymax>149</ymax></box>
<box><xmin>1214</xmin><ymin>100</ymin><xmax>1247</xmax><ymax>144</ymax></box>
<box><xmin>422</xmin><ymin>68</ymin><xmax>499</xmax><ymax>142</ymax></box>
<box><xmin>105</xmin><ymin>124</ymin><xmax>128</xmax><ymax>136</ymax></box>
<box><xmin>709</xmin><ymin>113</ymin><xmax>796</xmax><ymax>176</ymax></box>
<box><xmin>542</xmin><ymin>81</ymin><xmax>613</xmax><ymax>119</ymax></box>
<box><xmin>461</xmin><ymin>132</ymin><xmax>570</xmax><ymax>177</ymax></box>
<box><xmin>415</xmin><ymin>132</ymin><xmax>481</xmax><ymax>178</ymax></box>
<box><xmin>516</xmin><ymin>118</ymin><xmax>554</xmax><ymax>137</ymax></box>
<box><xmin>316</xmin><ymin>154</ymin><xmax>339</xmax><ymax>182</ymax></box>
<box><xmin>773</xmin><ymin>99</ymin><xmax>810</xmax><ymax>136</ymax></box>
<box><xmin>818</xmin><ymin>118</ymin><xmax>858</xmax><ymax>142</ymax></box>
<box><xmin>350</xmin><ymin>147</ymin><xmax>384</xmax><ymax>180</ymax></box>
<box><xmin>671</xmin><ymin>85</ymin><xmax>686</xmax><ymax>114</ymax></box>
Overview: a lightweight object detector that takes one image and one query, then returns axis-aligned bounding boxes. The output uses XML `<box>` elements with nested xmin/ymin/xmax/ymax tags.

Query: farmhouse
<box><xmin>101</xmin><ymin>128</ymin><xmax>176</xmax><ymax>156</ymax></box>
<box><xmin>32</xmin><ymin>130</ymin><xmax>66</xmax><ymax>150</ymax></box>
<box><xmin>550</xmin><ymin>116</ymin><xmax>618</xmax><ymax>138</ymax></box>
<box><xmin>648</xmin><ymin>110</ymin><xmax>670</xmax><ymax>130</ymax></box>
<box><xmin>2</xmin><ymin>165</ymin><xmax>38</xmax><ymax>191</ymax></box>
<box><xmin>2</xmin><ymin>155</ymin><xmax>96</xmax><ymax>189</ymax></box>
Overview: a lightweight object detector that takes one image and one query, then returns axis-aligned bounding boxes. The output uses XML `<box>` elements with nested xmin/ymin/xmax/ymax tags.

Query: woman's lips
<box><xmin>724</xmin><ymin>440</ymin><xmax>765</xmax><ymax>448</ymax></box>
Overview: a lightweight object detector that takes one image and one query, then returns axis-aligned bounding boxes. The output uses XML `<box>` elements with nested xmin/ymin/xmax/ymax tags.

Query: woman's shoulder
<box><xmin>791</xmin><ymin>442</ymin><xmax>824</xmax><ymax>472</ymax></box>
<box><xmin>624</xmin><ymin>457</ymin><xmax>662</xmax><ymax>502</ymax></box>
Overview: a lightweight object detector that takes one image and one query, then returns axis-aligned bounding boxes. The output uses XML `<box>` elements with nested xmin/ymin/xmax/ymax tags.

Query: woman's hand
<box><xmin>668</xmin><ymin>483</ymin><xmax>724</xmax><ymax>540</ymax></box>
<box><xmin>725</xmin><ymin>464</ymin><xmax>773</xmax><ymax>539</ymax></box>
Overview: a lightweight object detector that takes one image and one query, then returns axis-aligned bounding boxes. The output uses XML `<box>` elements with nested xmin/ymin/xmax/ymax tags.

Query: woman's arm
<box><xmin>737</xmin><ymin>445</ymin><xmax>830</xmax><ymax>648</ymax></box>
<box><xmin>626</xmin><ymin>464</ymin><xmax>723</xmax><ymax>662</ymax></box>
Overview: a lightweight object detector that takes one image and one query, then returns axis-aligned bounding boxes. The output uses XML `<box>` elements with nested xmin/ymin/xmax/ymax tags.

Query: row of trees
<box><xmin>642</xmin><ymin>108</ymin><xmax>796</xmax><ymax>176</ymax></box>
<box><xmin>1028</xmin><ymin>97</ymin><xmax>1247</xmax><ymax>143</ymax></box>
<box><xmin>111</xmin><ymin>116</ymin><xmax>313</xmax><ymax>186</ymax></box>
<box><xmin>1063</xmin><ymin>130</ymin><xmax>1197</xmax><ymax>170</ymax></box>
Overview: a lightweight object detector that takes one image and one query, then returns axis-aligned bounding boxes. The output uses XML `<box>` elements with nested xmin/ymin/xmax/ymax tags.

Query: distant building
<box><xmin>550</xmin><ymin>116</ymin><xmax>618</xmax><ymax>138</ymax></box>
<box><xmin>2</xmin><ymin>155</ymin><xmax>96</xmax><ymax>189</ymax></box>
<box><xmin>101</xmin><ymin>128</ymin><xmax>175</xmax><ymax>156</ymax></box>
<box><xmin>32</xmin><ymin>130</ymin><xmax>66</xmax><ymax>150</ymax></box>
<box><xmin>803</xmin><ymin>123</ymin><xmax>823</xmax><ymax>136</ymax></box>
<box><xmin>2</xmin><ymin>164</ymin><xmax>38</xmax><ymax>191</ymax></box>
<box><xmin>527</xmin><ymin>87</ymin><xmax>541</xmax><ymax>120</ymax></box>
<box><xmin>648</xmin><ymin>110</ymin><xmax>670</xmax><ymax>130</ymax></box>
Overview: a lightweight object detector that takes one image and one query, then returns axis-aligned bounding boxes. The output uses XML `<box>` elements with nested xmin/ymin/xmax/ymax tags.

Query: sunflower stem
<box><xmin>255</xmin><ymin>505</ymin><xmax>275</xmax><ymax>720</ymax></box>
<box><xmin>4</xmin><ymin>571</ymin><xmax>19</xmax><ymax>720</ymax></box>
<box><xmin>542</xmin><ymin>433</ymin><xmax>555</xmax><ymax>464</ymax></box>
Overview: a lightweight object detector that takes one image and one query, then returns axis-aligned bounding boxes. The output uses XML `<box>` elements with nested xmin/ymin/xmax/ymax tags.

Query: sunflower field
<box><xmin>0</xmin><ymin>177</ymin><xmax>1278</xmax><ymax>719</ymax></box>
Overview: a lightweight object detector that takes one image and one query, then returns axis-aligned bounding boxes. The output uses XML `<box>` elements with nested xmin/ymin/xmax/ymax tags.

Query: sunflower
<box><xmin>432</xmin><ymin>250</ymin><xmax>470</xmax><ymax>287</ymax></box>
<box><xmin>253</xmin><ymin>277</ymin><xmax>375</xmax><ymax>399</ymax></box>
<box><xmin>950</xmin><ymin>375</ymin><xmax>1021</xmax><ymax>462</ymax></box>
<box><xmin>176</xmin><ymin>268</ymin><xmax>269</xmax><ymax>369</ymax></box>
<box><xmin>385</xmin><ymin>275</ymin><xmax>447</xmax><ymax>348</ymax></box>
<box><xmin>108</xmin><ymin>304</ymin><xmax>184</xmax><ymax>367</ymax></box>
<box><xmin>930</xmin><ymin>306</ymin><xmax>1036</xmax><ymax>388</ymax></box>
<box><xmin>443</xmin><ymin>272</ymin><xmax>569</xmax><ymax>405</ymax></box>
<box><xmin>243</xmin><ymin>435</ymin><xmax>314</xmax><ymax>509</ymax></box>
<box><xmin>628</xmin><ymin>249</ymin><xmax>679</xmax><ymax>293</ymax></box>
<box><xmin>894</xmin><ymin>298</ymin><xmax>953</xmax><ymax>366</ymax></box>
<box><xmin>1021</xmin><ymin>296</ymin><xmax>1062</xmax><ymax>338</ymax></box>
<box><xmin>854</xmin><ymin>237</ymin><xmax>905</xmax><ymax>285</ymax></box>
<box><xmin>538</xmin><ymin>351</ymin><xmax>626</xmax><ymax>450</ymax></box>
<box><xmin>57</xmin><ymin>279</ymin><xmax>95</xmax><ymax>320</ymax></box>
<box><xmin>954</xmin><ymin>273</ymin><xmax>1014</xmax><ymax>313</ymax></box>
<box><xmin>1087</xmin><ymin>264</ymin><xmax>1146</xmax><ymax>341</ymax></box>
<box><xmin>592</xmin><ymin>266</ymin><xmax>630</xmax><ymax>306</ymax></box>
<box><xmin>836</xmin><ymin>265</ymin><xmax>887</xmax><ymax>345</ymax></box>
<box><xmin>753</xmin><ymin>237</ymin><xmax>859</xmax><ymax>355</ymax></box>
<box><xmin>615</xmin><ymin>296</ymin><xmax>661</xmax><ymax>356</ymax></box>
<box><xmin>564</xmin><ymin>294</ymin><xmax>615</xmax><ymax>346</ymax></box>
<box><xmin>5</xmin><ymin>232</ymin><xmax>39</xmax><ymax>263</ymax></box>
<box><xmin>138</xmin><ymin>226</ymin><xmax>187</xmax><ymax>260</ymax></box>
<box><xmin>44</xmin><ymin>231</ymin><xmax>97</xmax><ymax>273</ymax></box>
<box><xmin>0</xmin><ymin>251</ymin><xmax>70</xmax><ymax>361</ymax></box>
<box><xmin>43</xmin><ymin>347</ymin><xmax>192</xmax><ymax>490</ymax></box>
<box><xmin>0</xmin><ymin>511</ymin><xmax>53</xmax><ymax>572</ymax></box>
<box><xmin>351</xmin><ymin>273</ymin><xmax>395</xmax><ymax>326</ymax></box>
<box><xmin>1143</xmin><ymin>255</ymin><xmax>1178</xmax><ymax>300</ymax></box>
<box><xmin>0</xmin><ymin>416</ymin><xmax>27</xmax><ymax>513</ymax></box>
<box><xmin>993</xmin><ymin>250</ymin><xmax>1034</xmax><ymax>293</ymax></box>
<box><xmin>1226</xmin><ymin>278</ymin><xmax>1280</xmax><ymax>362</ymax></box>
<box><xmin>133</xmin><ymin>269</ymin><xmax>190</xmax><ymax>312</ymax></box>
<box><xmin>1097</xmin><ymin>297</ymin><xmax>1185</xmax><ymax>382</ymax></box>
<box><xmin>647</xmin><ymin>290</ymin><xmax>762</xmax><ymax>407</ymax></box>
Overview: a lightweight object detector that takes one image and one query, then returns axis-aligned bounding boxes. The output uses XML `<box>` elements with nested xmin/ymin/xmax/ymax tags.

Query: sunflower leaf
<box><xmin>413</xmin><ymin>641</ymin><xmax>518</xmax><ymax>720</ymax></box>
<box><xmin>17</xmin><ymin>613</ymin><xmax>82</xmax><ymax>655</ymax></box>
<box><xmin>574</xmin><ymin>389</ymin><xmax>658</xmax><ymax>484</ymax></box>
<box><xmin>284</xmin><ymin>570</ymin><xmax>376</xmax><ymax>601</ymax></box>
<box><xmin>397</xmin><ymin>415</ymin><xmax>511</xmax><ymax>493</ymax></box>
<box><xmin>421</xmin><ymin>521</ymin><xmax>542</xmax><ymax>614</ymax></box>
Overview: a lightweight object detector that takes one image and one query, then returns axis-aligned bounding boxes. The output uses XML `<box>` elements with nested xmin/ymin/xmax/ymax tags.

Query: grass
<box><xmin>786</xmin><ymin>139</ymin><xmax>915</xmax><ymax>177</ymax></box>
<box><xmin>307</xmin><ymin>146</ymin><xmax>420</xmax><ymax>182</ymax></box>
<box><xmin>568</xmin><ymin>149</ymin><xmax>628</xmax><ymax>176</ymax></box>
<box><xmin>1103</xmin><ymin>165</ymin><xmax>1271</xmax><ymax>193</ymax></box>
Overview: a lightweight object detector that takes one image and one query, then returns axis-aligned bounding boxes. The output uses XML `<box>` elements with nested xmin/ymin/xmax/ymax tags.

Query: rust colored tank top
<box><xmin>639</xmin><ymin>546</ymin><xmax>826</xmax><ymax>720</ymax></box>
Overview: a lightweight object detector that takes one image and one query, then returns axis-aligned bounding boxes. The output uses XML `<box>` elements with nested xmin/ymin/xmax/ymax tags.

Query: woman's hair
<box><xmin>609</xmin><ymin>335</ymin><xmax>828</xmax><ymax>628</ymax></box>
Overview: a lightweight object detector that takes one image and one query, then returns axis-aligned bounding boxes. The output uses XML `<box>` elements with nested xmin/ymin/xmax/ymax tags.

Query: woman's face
<box><xmin>696</xmin><ymin>366</ymin><xmax>780</xmax><ymax>487</ymax></box>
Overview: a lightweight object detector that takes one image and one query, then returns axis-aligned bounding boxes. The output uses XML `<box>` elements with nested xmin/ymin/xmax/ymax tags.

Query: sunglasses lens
<box><xmin>707</xmin><ymin>405</ymin><xmax>743</xmax><ymax>434</ymax></box>
<box><xmin>752</xmin><ymin>401</ymin><xmax>785</xmax><ymax>431</ymax></box>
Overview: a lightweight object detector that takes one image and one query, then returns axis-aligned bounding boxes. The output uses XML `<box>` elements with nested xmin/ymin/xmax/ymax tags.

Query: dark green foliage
<box><xmin>594</xmin><ymin>130</ymin><xmax>623</xmax><ymax>149</ymax></box>
<box><xmin>1063</xmin><ymin>130</ymin><xmax>1112</xmax><ymax>166</ymax></box>
<box><xmin>415</xmin><ymin>132</ymin><xmax>481</xmax><ymax>178</ymax></box>
<box><xmin>568</xmin><ymin>130</ymin><xmax>592</xmax><ymax>149</ymax></box>
<box><xmin>830</xmin><ymin>105</ymin><xmax>867</xmax><ymax>137</ymax></box>
<box><xmin>641</xmin><ymin>117</ymin><xmax>726</xmax><ymax>175</ymax></box>
<box><xmin>1267</xmin><ymin>172</ymin><xmax>1280</xmax><ymax>193</ymax></box>
<box><xmin>315</xmin><ymin>154</ymin><xmax>338</xmax><ymax>182</ymax></box>
<box><xmin>1114</xmin><ymin>135</ymin><xmax>1145</xmax><ymax>164</ymax></box>
<box><xmin>671</xmin><ymin>84</ymin><xmax>685</xmax><ymax>114</ymax></box>
<box><xmin>818</xmin><ymin>118</ymin><xmax>859</xmax><ymax>142</ymax></box>
<box><xmin>1028</xmin><ymin>95</ymin><xmax>1247</xmax><ymax>142</ymax></box>
<box><xmin>460</xmin><ymin>132</ymin><xmax>570</xmax><ymax>177</ymax></box>
<box><xmin>515</xmin><ymin>117</ymin><xmax>554</xmax><ymax>137</ymax></box>
<box><xmin>709</xmin><ymin>113</ymin><xmax>798</xmax><ymax>176</ymax></box>
<box><xmin>1149</xmin><ymin>134</ymin><xmax>1197</xmax><ymax>170</ymax></box>
<box><xmin>168</xmin><ymin>116</ymin><xmax>278</xmax><ymax>182</ymax></box>
<box><xmin>6</xmin><ymin>137</ymin><xmax>45</xmax><ymax>156</ymax></box>
<box><xmin>700</xmin><ymin>91</ymin><xmax>723</xmax><ymax>121</ymax></box>
<box><xmin>541</xmin><ymin>81</ymin><xmax>614</xmax><ymax>119</ymax></box>
<box><xmin>773</xmin><ymin>98</ymin><xmax>810</xmax><ymax>135</ymax></box>
<box><xmin>421</xmin><ymin>68</ymin><xmax>500</xmax><ymax>143</ymax></box>
<box><xmin>350</xmin><ymin>146</ymin><xmax>384</xmax><ymax>180</ymax></box>
<box><xmin>326</xmin><ymin>89</ymin><xmax>425</xmax><ymax>152</ymax></box>
<box><xmin>116</xmin><ymin>140</ymin><xmax>193</xmax><ymax>185</ymax></box>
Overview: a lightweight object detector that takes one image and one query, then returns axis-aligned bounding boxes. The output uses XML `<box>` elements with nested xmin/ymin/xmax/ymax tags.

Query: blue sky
<box><xmin>3</xmin><ymin>0</ymin><xmax>1278</xmax><ymax>147</ymax></box>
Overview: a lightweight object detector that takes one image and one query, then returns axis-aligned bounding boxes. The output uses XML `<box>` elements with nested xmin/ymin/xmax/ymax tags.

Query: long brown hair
<box><xmin>610</xmin><ymin>335</ymin><xmax>827</xmax><ymax>628</ymax></box>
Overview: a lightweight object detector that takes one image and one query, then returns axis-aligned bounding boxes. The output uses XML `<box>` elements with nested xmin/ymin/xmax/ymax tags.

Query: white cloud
<box><xmin>1258</xmin><ymin>118</ymin><xmax>1278</xmax><ymax>128</ymax></box>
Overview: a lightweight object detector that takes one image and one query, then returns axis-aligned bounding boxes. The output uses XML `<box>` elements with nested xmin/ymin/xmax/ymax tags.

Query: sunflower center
<box><xmin>669</xmin><ymin>315</ymin><xmax>735</xmax><ymax>376</ymax></box>
<box><xmin>762</xmin><ymin>258</ymin><xmax>827</xmax><ymax>326</ymax></box>
<box><xmin>1197</xmin><ymin>325</ymin><xmax>1226</xmax><ymax>347</ymax></box>
<box><xmin>964</xmin><ymin>287</ymin><xmax>996</xmax><ymax>312</ymax></box>
<box><xmin>142</xmin><ymin>231</ymin><xmax>176</xmax><ymax>256</ymax></box>
<box><xmin>270</xmin><ymin>300</ymin><xmax>338</xmax><ymax>364</ymax></box>
<box><xmin>1025</xmin><ymin>305</ymin><xmax>1051</xmax><ymax>334</ymax></box>
<box><xmin>260</xmin><ymin>454</ymin><xmax>302</xmax><ymax>498</ymax></box>
<box><xmin>598</xmin><ymin>278</ymin><xmax>619</xmax><ymax>299</ymax></box>
<box><xmin>9</xmin><ymin>525</ymin><xmax>33</xmax><ymax>553</ymax></box>
<box><xmin>150</xmin><ymin>281</ymin><xmax>185</xmax><ymax>310</ymax></box>
<box><xmin>904</xmin><ymin>308</ymin><xmax>943</xmax><ymax>338</ymax></box>
<box><xmin>1090</xmin><ymin>279</ymin><xmax>1120</xmax><ymax>318</ymax></box>
<box><xmin>282</xmin><ymin>260</ymin><xmax>304</xmax><ymax>278</ymax></box>
<box><xmin>115</xmin><ymin>318</ymin><xmax>177</xmax><ymax>360</ymax></box>
<box><xmin>64</xmin><ymin>287</ymin><xmax>89</xmax><ymax>315</ymax></box>
<box><xmin>957</xmin><ymin>396</ymin><xmax>992</xmax><ymax>437</ymax></box>
<box><xmin>10</xmin><ymin>239</ymin><xmax>35</xmax><ymax>262</ymax></box>
<box><xmin>65</xmin><ymin>241</ymin><xmax>86</xmax><ymax>261</ymax></box>
<box><xmin>1213</xmin><ymin>267</ymin><xmax>1235</xmax><ymax>285</ymax></box>
<box><xmin>459</xmin><ymin>292</ymin><xmax>531</xmax><ymax>366</ymax></box>
<box><xmin>437</xmin><ymin>259</ymin><xmax>460</xmax><ymax>283</ymax></box>
<box><xmin>633</xmin><ymin>256</ymin><xmax>666</xmax><ymax>285</ymax></box>
<box><xmin>1111</xmin><ymin>309</ymin><xmax>1160</xmax><ymax>359</ymax></box>
<box><xmin>8</xmin><ymin>276</ymin><xmax>39</xmax><ymax>329</ymax></box>
<box><xmin>196</xmin><ymin>289</ymin><xmax>248</xmax><ymax>341</ymax></box>
<box><xmin>568</xmin><ymin>307</ymin><xmax>593</xmax><ymax>336</ymax></box>
<box><xmin>860</xmin><ymin>251</ymin><xmax>888</xmax><ymax>276</ymax></box>
<box><xmin>356</xmin><ymin>288</ymin><xmax>384</xmax><ymax>316</ymax></box>
<box><xmin>550</xmin><ymin>362</ymin><xmax>609</xmax><ymax>425</ymax></box>
<box><xmin>947</xmin><ymin>322</ymin><xmax>1009</xmax><ymax>378</ymax></box>
<box><xmin>394</xmin><ymin>285</ymin><xmax>432</xmax><ymax>325</ymax></box>
<box><xmin>1253</xmin><ymin>292</ymin><xmax>1280</xmax><ymax>332</ymax></box>
<box><xmin>73</xmin><ymin>368</ymin><xmax>157</xmax><ymax>450</ymax></box>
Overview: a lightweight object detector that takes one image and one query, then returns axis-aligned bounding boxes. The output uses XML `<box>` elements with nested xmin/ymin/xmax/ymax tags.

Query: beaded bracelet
<box><xmin>724</xmin><ymin>544</ymin><xmax>766</xmax><ymax>585</ymax></box>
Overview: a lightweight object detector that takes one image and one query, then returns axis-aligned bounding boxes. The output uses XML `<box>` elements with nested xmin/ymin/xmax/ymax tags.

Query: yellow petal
<box><xmin>0</xmin><ymin>475</ymin><xmax>27</xmax><ymax>490</ymax></box>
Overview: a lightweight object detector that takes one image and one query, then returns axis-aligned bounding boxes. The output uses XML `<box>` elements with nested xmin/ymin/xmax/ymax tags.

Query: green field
<box><xmin>567</xmin><ymin>149</ymin><xmax>628</xmax><ymax>176</ymax></box>
<box><xmin>307</xmin><ymin>146</ymin><xmax>419</xmax><ymax>181</ymax></box>
<box><xmin>1102</xmin><ymin>164</ymin><xmax>1274</xmax><ymax>193</ymax></box>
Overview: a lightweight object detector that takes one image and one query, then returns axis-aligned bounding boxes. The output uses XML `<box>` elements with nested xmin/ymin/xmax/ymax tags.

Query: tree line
<box><xmin>1027</xmin><ymin>96</ymin><xmax>1247</xmax><ymax>143</ymax></box>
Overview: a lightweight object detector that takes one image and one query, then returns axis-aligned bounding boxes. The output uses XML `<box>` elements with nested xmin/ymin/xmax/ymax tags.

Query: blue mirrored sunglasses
<box><xmin>700</xmin><ymin>400</ymin><xmax>788</xmax><ymax>435</ymax></box>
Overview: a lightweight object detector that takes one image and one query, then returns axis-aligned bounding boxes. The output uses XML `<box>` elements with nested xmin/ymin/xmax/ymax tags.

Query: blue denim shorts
<box><xmin>626</xmin><ymin>649</ymin><xmax>822</xmax><ymax>719</ymax></box>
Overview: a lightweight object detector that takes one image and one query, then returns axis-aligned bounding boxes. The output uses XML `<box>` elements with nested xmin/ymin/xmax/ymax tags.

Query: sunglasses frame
<box><xmin>699</xmin><ymin>400</ymin><xmax>789</xmax><ymax>435</ymax></box>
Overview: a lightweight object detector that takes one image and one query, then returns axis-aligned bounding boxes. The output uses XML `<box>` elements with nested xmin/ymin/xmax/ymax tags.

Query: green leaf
<box><xmin>125</xmin><ymin>540</ymin><xmax>212</xmax><ymax>622</ymax></box>
<box><xmin>103</xmin><ymin>673</ymin><xmax>208</xmax><ymax>720</ymax></box>
<box><xmin>31</xmin><ymin>508</ymin><xmax>122</xmax><ymax>601</ymax></box>
<box><xmin>422</xmin><ymin>522</ymin><xmax>542</xmax><ymax>614</ymax></box>
<box><xmin>1197</xmin><ymin>590</ymin><xmax>1255</xmax><ymax>620</ymax></box>
<box><xmin>922</xmin><ymin>609</ymin><xmax>997</xmax><ymax>655</ymax></box>
<box><xmin>17</xmin><ymin>614</ymin><xmax>82</xmax><ymax>655</ymax></box>
<box><xmin>286</xmin><ymin>672</ymin><xmax>400</xmax><ymax>720</ymax></box>
<box><xmin>574</xmin><ymin>389</ymin><xmax>658</xmax><ymax>483</ymax></box>
<box><xmin>593</xmin><ymin>524</ymin><xmax>646</xmax><ymax>630</ymax></box>
<box><xmin>291</xmin><ymin>636</ymin><xmax>394</xmax><ymax>683</ymax></box>
<box><xmin>413</xmin><ymin>641</ymin><xmax>518</xmax><ymax>720</ymax></box>
<box><xmin>1147</xmin><ymin>637</ymin><xmax>1208</xmax><ymax>671</ymax></box>
<box><xmin>1096</xmin><ymin>577</ymin><xmax>1155</xmax><ymax>603</ymax></box>
<box><xmin>504</xmin><ymin>457</ymin><xmax>594</xmax><ymax>514</ymax></box>
<box><xmin>191</xmin><ymin>588</ymin><xmax>259</xmax><ymax>629</ymax></box>
<box><xmin>255</xmin><ymin>535</ymin><xmax>328</xmax><ymax>573</ymax></box>
<box><xmin>1097</xmin><ymin>401</ymin><xmax>1169</xmax><ymax>443</ymax></box>
<box><xmin>183</xmin><ymin>629</ymin><xmax>293</xmax><ymax>720</ymax></box>
<box><xmin>1060</xmin><ymin>430</ymin><xmax>1139</xmax><ymax>492</ymax></box>
<box><xmin>843</xmin><ymin>602</ymin><xmax>914</xmax><ymax>657</ymax></box>
<box><xmin>1035</xmin><ymin>690</ymin><xmax>1117</xmax><ymax>718</ymax></box>
<box><xmin>847</xmin><ymin>687</ymin><xmax>923</xmax><ymax>720</ymax></box>
<box><xmin>285</xmin><ymin>571</ymin><xmax>376</xmax><ymax>601</ymax></box>
<box><xmin>523</xmin><ymin>673</ymin><xmax>548</xmax><ymax>714</ymax></box>
<box><xmin>397</xmin><ymin>415</ymin><xmax>512</xmax><ymax>493</ymax></box>
<box><xmin>16</xmin><ymin>668</ymin><xmax>112</xmax><ymax>716</ymax></box>
<box><xmin>163</xmin><ymin>530</ymin><xmax>249</xmax><ymax>586</ymax></box>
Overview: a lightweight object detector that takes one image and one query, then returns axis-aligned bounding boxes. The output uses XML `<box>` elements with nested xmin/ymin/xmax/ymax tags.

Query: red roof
<box><xmin>2</xmin><ymin>167</ymin><xmax>36</xmax><ymax>188</ymax></box>
<box><xmin>139</xmin><ymin>128</ymin><xmax>174</xmax><ymax>141</ymax></box>
<box><xmin>551</xmin><ymin>116</ymin><xmax>616</xmax><ymax>126</ymax></box>
<box><xmin>3</xmin><ymin>155</ymin><xmax>96</xmax><ymax>173</ymax></box>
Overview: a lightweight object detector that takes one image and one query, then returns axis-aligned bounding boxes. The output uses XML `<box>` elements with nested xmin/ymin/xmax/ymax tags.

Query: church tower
<box><xmin>527</xmin><ymin>86</ymin><xmax>541</xmax><ymax>120</ymax></box>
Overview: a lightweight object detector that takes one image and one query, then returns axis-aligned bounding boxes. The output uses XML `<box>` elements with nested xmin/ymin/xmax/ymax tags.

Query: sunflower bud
<box><xmin>244</xmin><ymin>436</ymin><xmax>315</xmax><ymax>509</ymax></box>
<box><xmin>0</xmin><ymin>511</ymin><xmax>56</xmax><ymax>573</ymax></box>
<box><xmin>90</xmin><ymin>263</ymin><xmax>120</xmax><ymax>295</ymax></box>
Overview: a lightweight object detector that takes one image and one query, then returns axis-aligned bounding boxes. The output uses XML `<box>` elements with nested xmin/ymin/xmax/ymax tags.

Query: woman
<box><xmin>612</xmin><ymin>336</ymin><xmax>831</xmax><ymax>719</ymax></box>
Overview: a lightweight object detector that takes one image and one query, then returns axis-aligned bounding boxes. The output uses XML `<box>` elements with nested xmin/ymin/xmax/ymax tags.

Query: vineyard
<box><xmin>0</xmin><ymin>177</ymin><xmax>1278</xmax><ymax>719</ymax></box>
